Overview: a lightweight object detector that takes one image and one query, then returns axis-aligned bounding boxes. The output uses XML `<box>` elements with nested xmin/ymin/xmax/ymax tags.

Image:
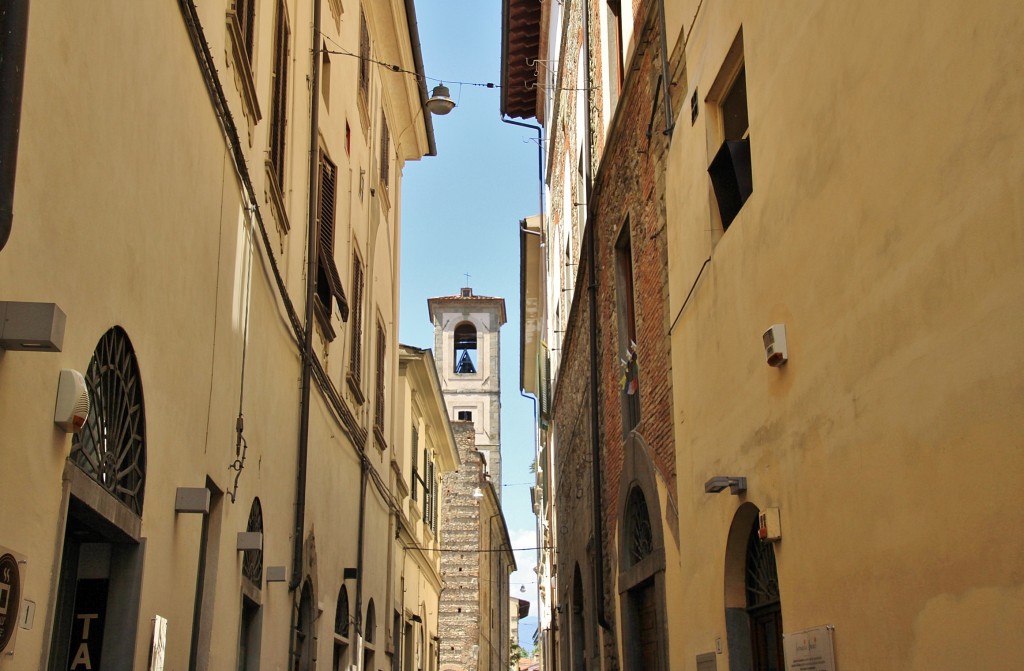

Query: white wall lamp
<box><xmin>237</xmin><ymin>531</ymin><xmax>263</xmax><ymax>552</ymax></box>
<box><xmin>704</xmin><ymin>476</ymin><xmax>747</xmax><ymax>495</ymax></box>
<box><xmin>426</xmin><ymin>84</ymin><xmax>455</xmax><ymax>115</ymax></box>
<box><xmin>471</xmin><ymin>486</ymin><xmax>484</xmax><ymax>499</ymax></box>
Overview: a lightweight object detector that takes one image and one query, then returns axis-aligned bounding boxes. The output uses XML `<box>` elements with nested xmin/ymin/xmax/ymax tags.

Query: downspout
<box><xmin>657</xmin><ymin>0</ymin><xmax>675</xmax><ymax>136</ymax></box>
<box><xmin>581</xmin><ymin>0</ymin><xmax>611</xmax><ymax>632</ymax></box>
<box><xmin>354</xmin><ymin>458</ymin><xmax>369</xmax><ymax>670</ymax></box>
<box><xmin>0</xmin><ymin>0</ymin><xmax>30</xmax><ymax>253</ymax></box>
<box><xmin>290</xmin><ymin>0</ymin><xmax>322</xmax><ymax>598</ymax></box>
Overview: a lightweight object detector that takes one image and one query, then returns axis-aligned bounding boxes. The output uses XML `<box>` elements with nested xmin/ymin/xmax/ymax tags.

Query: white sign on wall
<box><xmin>149</xmin><ymin>615</ymin><xmax>167</xmax><ymax>671</ymax></box>
<box><xmin>783</xmin><ymin>624</ymin><xmax>836</xmax><ymax>671</ymax></box>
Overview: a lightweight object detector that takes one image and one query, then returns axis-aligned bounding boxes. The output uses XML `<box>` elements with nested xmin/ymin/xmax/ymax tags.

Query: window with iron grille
<box><xmin>411</xmin><ymin>426</ymin><xmax>419</xmax><ymax>501</ymax></box>
<box><xmin>347</xmin><ymin>251</ymin><xmax>365</xmax><ymax>399</ymax></box>
<box><xmin>268</xmin><ymin>0</ymin><xmax>290</xmax><ymax>185</ymax></box>
<box><xmin>359</xmin><ymin>8</ymin><xmax>370</xmax><ymax>98</ymax></box>
<box><xmin>379</xmin><ymin>112</ymin><xmax>390</xmax><ymax>189</ymax></box>
<box><xmin>315</xmin><ymin>151</ymin><xmax>348</xmax><ymax>333</ymax></box>
<box><xmin>374</xmin><ymin>321</ymin><xmax>386</xmax><ymax>446</ymax></box>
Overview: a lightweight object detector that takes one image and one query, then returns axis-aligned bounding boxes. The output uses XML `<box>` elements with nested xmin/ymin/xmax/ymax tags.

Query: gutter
<box><xmin>0</xmin><ymin>0</ymin><xmax>30</xmax><ymax>253</ymax></box>
<box><xmin>580</xmin><ymin>0</ymin><xmax>611</xmax><ymax>633</ymax></box>
<box><xmin>402</xmin><ymin>0</ymin><xmax>436</xmax><ymax>156</ymax></box>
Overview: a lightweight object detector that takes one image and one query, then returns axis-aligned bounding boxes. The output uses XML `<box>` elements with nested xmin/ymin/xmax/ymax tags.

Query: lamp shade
<box><xmin>426</xmin><ymin>84</ymin><xmax>455</xmax><ymax>115</ymax></box>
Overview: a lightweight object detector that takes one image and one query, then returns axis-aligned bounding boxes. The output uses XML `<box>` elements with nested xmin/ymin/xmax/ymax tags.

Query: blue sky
<box><xmin>398</xmin><ymin>0</ymin><xmax>542</xmax><ymax>644</ymax></box>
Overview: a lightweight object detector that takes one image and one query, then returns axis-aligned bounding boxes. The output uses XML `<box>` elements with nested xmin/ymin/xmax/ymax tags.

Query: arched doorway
<box><xmin>724</xmin><ymin>504</ymin><xmax>784</xmax><ymax>671</ymax></box>
<box><xmin>616</xmin><ymin>433</ymin><xmax>669</xmax><ymax>671</ymax></box>
<box><xmin>49</xmin><ymin>326</ymin><xmax>147</xmax><ymax>670</ymax></box>
<box><xmin>570</xmin><ymin>564</ymin><xmax>586</xmax><ymax>671</ymax></box>
<box><xmin>294</xmin><ymin>580</ymin><xmax>315</xmax><ymax>671</ymax></box>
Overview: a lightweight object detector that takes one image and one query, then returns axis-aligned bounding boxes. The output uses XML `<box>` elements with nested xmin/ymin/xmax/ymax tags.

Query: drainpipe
<box><xmin>581</xmin><ymin>0</ymin><xmax>611</xmax><ymax>633</ymax></box>
<box><xmin>657</xmin><ymin>0</ymin><xmax>675</xmax><ymax>136</ymax></box>
<box><xmin>0</xmin><ymin>0</ymin><xmax>30</xmax><ymax>253</ymax></box>
<box><xmin>354</xmin><ymin>457</ymin><xmax>369</xmax><ymax>671</ymax></box>
<box><xmin>290</xmin><ymin>0</ymin><xmax>322</xmax><ymax>596</ymax></box>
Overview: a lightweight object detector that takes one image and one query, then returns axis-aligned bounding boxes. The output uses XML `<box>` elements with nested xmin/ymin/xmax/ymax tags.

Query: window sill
<box><xmin>265</xmin><ymin>161</ymin><xmax>290</xmax><ymax>234</ymax></box>
<box><xmin>346</xmin><ymin>373</ymin><xmax>365</xmax><ymax>405</ymax></box>
<box><xmin>225</xmin><ymin>11</ymin><xmax>261</xmax><ymax>130</ymax></box>
<box><xmin>313</xmin><ymin>297</ymin><xmax>337</xmax><ymax>342</ymax></box>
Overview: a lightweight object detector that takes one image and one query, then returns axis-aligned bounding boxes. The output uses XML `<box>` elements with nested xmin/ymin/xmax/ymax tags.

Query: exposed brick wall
<box><xmin>439</xmin><ymin>422</ymin><xmax>485</xmax><ymax>671</ymax></box>
<box><xmin>548</xmin><ymin>2</ymin><xmax>676</xmax><ymax>670</ymax></box>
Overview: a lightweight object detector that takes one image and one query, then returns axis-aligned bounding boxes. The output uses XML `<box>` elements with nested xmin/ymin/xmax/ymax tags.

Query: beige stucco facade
<box><xmin>665</xmin><ymin>1</ymin><xmax>1024</xmax><ymax>669</ymax></box>
<box><xmin>0</xmin><ymin>0</ymin><xmax>434</xmax><ymax>669</ymax></box>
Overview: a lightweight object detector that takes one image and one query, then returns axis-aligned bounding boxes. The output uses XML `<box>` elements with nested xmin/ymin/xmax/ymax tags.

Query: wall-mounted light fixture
<box><xmin>426</xmin><ymin>84</ymin><xmax>455</xmax><ymax>115</ymax></box>
<box><xmin>472</xmin><ymin>486</ymin><xmax>484</xmax><ymax>499</ymax></box>
<box><xmin>0</xmin><ymin>301</ymin><xmax>66</xmax><ymax>351</ymax></box>
<box><xmin>237</xmin><ymin>531</ymin><xmax>263</xmax><ymax>552</ymax></box>
<box><xmin>175</xmin><ymin>487</ymin><xmax>211</xmax><ymax>513</ymax></box>
<box><xmin>266</xmin><ymin>566</ymin><xmax>287</xmax><ymax>583</ymax></box>
<box><xmin>704</xmin><ymin>476</ymin><xmax>747</xmax><ymax>495</ymax></box>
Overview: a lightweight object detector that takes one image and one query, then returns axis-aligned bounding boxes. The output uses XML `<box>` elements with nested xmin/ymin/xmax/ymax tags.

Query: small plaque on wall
<box><xmin>783</xmin><ymin>624</ymin><xmax>836</xmax><ymax>671</ymax></box>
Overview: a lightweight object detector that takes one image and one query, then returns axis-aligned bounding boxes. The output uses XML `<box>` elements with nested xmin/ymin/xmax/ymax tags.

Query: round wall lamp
<box><xmin>426</xmin><ymin>84</ymin><xmax>455</xmax><ymax>115</ymax></box>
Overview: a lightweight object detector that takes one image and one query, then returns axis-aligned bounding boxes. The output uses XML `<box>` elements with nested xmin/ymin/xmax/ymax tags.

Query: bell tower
<box><xmin>428</xmin><ymin>286</ymin><xmax>506</xmax><ymax>493</ymax></box>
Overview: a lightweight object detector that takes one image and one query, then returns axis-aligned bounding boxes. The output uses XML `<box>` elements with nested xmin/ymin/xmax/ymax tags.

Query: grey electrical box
<box><xmin>0</xmin><ymin>301</ymin><xmax>66</xmax><ymax>351</ymax></box>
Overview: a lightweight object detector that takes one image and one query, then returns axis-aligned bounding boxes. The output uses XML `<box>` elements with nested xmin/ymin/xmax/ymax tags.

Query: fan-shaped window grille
<box><xmin>625</xmin><ymin>486</ymin><xmax>653</xmax><ymax>566</ymax></box>
<box><xmin>335</xmin><ymin>585</ymin><xmax>350</xmax><ymax>638</ymax></box>
<box><xmin>71</xmin><ymin>326</ymin><xmax>147</xmax><ymax>516</ymax></box>
<box><xmin>243</xmin><ymin>497</ymin><xmax>264</xmax><ymax>585</ymax></box>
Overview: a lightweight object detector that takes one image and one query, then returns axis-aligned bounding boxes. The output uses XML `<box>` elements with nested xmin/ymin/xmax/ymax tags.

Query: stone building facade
<box><xmin>439</xmin><ymin>423</ymin><xmax>515</xmax><ymax>671</ymax></box>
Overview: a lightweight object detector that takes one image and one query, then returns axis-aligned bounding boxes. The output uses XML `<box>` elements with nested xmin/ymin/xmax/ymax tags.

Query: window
<box><xmin>358</xmin><ymin>9</ymin><xmax>370</xmax><ymax>98</ymax></box>
<box><xmin>322</xmin><ymin>50</ymin><xmax>331</xmax><ymax>110</ymax></box>
<box><xmin>453</xmin><ymin>322</ymin><xmax>478</xmax><ymax>374</ymax></box>
<box><xmin>411</xmin><ymin>426</ymin><xmax>419</xmax><ymax>501</ymax></box>
<box><xmin>423</xmin><ymin>451</ymin><xmax>436</xmax><ymax>531</ymax></box>
<box><xmin>457</xmin><ymin>410</ymin><xmax>473</xmax><ymax>421</ymax></box>
<box><xmin>72</xmin><ymin>326</ymin><xmax>147</xmax><ymax>515</ymax></box>
<box><xmin>268</xmin><ymin>0</ymin><xmax>290</xmax><ymax>187</ymax></box>
<box><xmin>615</xmin><ymin>224</ymin><xmax>640</xmax><ymax>433</ymax></box>
<box><xmin>374</xmin><ymin>321</ymin><xmax>387</xmax><ymax>447</ymax></box>
<box><xmin>606</xmin><ymin>0</ymin><xmax>623</xmax><ymax>110</ymax></box>
<box><xmin>363</xmin><ymin>600</ymin><xmax>377</xmax><ymax>671</ymax></box>
<box><xmin>347</xmin><ymin>251</ymin><xmax>365</xmax><ymax>399</ymax></box>
<box><xmin>226</xmin><ymin>0</ymin><xmax>260</xmax><ymax>124</ymax></box>
<box><xmin>315</xmin><ymin>151</ymin><xmax>349</xmax><ymax>337</ymax></box>
<box><xmin>238</xmin><ymin>498</ymin><xmax>263</xmax><ymax>671</ymax></box>
<box><xmin>334</xmin><ymin>586</ymin><xmax>350</xmax><ymax>671</ymax></box>
<box><xmin>233</xmin><ymin>0</ymin><xmax>256</xmax><ymax>61</ymax></box>
<box><xmin>707</xmin><ymin>31</ymin><xmax>751</xmax><ymax>231</ymax></box>
<box><xmin>379</xmin><ymin>112</ymin><xmax>391</xmax><ymax>189</ymax></box>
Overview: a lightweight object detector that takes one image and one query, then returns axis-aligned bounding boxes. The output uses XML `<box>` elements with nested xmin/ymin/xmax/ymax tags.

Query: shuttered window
<box><xmin>348</xmin><ymin>253</ymin><xmax>365</xmax><ymax>392</ymax></box>
<box><xmin>373</xmin><ymin>321</ymin><xmax>386</xmax><ymax>446</ymax></box>
<box><xmin>379</xmin><ymin>112</ymin><xmax>390</xmax><ymax>188</ymax></box>
<box><xmin>358</xmin><ymin>9</ymin><xmax>370</xmax><ymax>97</ymax></box>
<box><xmin>315</xmin><ymin>152</ymin><xmax>348</xmax><ymax>328</ymax></box>
<box><xmin>269</xmin><ymin>0</ymin><xmax>289</xmax><ymax>185</ymax></box>
<box><xmin>411</xmin><ymin>426</ymin><xmax>419</xmax><ymax>501</ymax></box>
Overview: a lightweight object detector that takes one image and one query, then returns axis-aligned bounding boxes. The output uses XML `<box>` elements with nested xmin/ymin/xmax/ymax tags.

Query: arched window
<box><xmin>571</xmin><ymin>565</ymin><xmax>586</xmax><ymax>671</ymax></box>
<box><xmin>363</xmin><ymin>599</ymin><xmax>376</xmax><ymax>670</ymax></box>
<box><xmin>295</xmin><ymin>581</ymin><xmax>315</xmax><ymax>671</ymax></box>
<box><xmin>334</xmin><ymin>585</ymin><xmax>350</xmax><ymax>669</ymax></box>
<box><xmin>243</xmin><ymin>498</ymin><xmax>264</xmax><ymax>586</ymax></box>
<box><xmin>71</xmin><ymin>326</ymin><xmax>147</xmax><ymax>515</ymax></box>
<box><xmin>453</xmin><ymin>322</ymin><xmax>478</xmax><ymax>374</ymax></box>
<box><xmin>624</xmin><ymin>487</ymin><xmax>653</xmax><ymax>567</ymax></box>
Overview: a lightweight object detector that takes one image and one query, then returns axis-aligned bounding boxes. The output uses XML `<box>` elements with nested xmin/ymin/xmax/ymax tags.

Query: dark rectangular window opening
<box><xmin>268</xmin><ymin>0</ymin><xmax>290</xmax><ymax>187</ymax></box>
<box><xmin>615</xmin><ymin>223</ymin><xmax>641</xmax><ymax>434</ymax></box>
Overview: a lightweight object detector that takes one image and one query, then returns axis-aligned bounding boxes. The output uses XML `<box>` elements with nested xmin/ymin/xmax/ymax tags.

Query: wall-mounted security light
<box><xmin>472</xmin><ymin>487</ymin><xmax>484</xmax><ymax>499</ymax></box>
<box><xmin>762</xmin><ymin>324</ymin><xmax>788</xmax><ymax>367</ymax></box>
<box><xmin>704</xmin><ymin>476</ymin><xmax>747</xmax><ymax>495</ymax></box>
<box><xmin>0</xmin><ymin>301</ymin><xmax>66</xmax><ymax>351</ymax></box>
